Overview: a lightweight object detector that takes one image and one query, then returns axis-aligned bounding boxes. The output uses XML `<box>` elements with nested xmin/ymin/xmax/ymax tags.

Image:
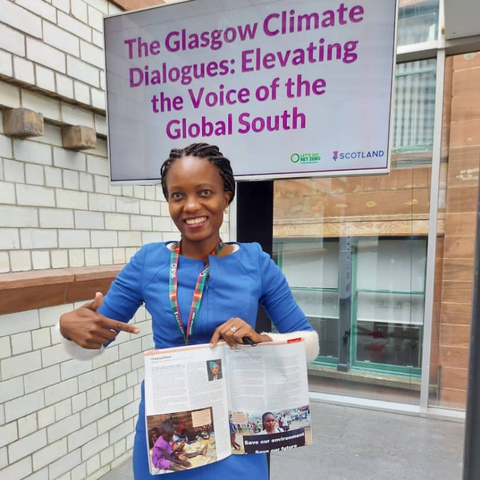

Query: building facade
<box><xmin>273</xmin><ymin>2</ymin><xmax>480</xmax><ymax>414</ymax></box>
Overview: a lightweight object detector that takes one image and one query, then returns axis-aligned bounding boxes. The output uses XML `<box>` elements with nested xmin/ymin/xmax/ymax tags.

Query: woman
<box><xmin>260</xmin><ymin>412</ymin><xmax>283</xmax><ymax>435</ymax></box>
<box><xmin>208</xmin><ymin>361</ymin><xmax>222</xmax><ymax>381</ymax></box>
<box><xmin>59</xmin><ymin>143</ymin><xmax>318</xmax><ymax>479</ymax></box>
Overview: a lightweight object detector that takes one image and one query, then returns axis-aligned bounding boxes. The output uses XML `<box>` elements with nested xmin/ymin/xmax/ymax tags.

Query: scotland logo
<box><xmin>334</xmin><ymin>150</ymin><xmax>385</xmax><ymax>160</ymax></box>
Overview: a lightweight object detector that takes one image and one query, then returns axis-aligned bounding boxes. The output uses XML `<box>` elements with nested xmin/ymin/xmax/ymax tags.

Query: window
<box><xmin>275</xmin><ymin>237</ymin><xmax>427</xmax><ymax>377</ymax></box>
<box><xmin>393</xmin><ymin>59</ymin><xmax>437</xmax><ymax>156</ymax></box>
<box><xmin>397</xmin><ymin>0</ymin><xmax>439</xmax><ymax>47</ymax></box>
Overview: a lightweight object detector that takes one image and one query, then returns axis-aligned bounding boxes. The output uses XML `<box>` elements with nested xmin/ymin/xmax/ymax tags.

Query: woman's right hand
<box><xmin>59</xmin><ymin>292</ymin><xmax>140</xmax><ymax>349</ymax></box>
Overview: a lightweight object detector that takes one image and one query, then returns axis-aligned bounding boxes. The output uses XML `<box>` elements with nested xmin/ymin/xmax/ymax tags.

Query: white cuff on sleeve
<box><xmin>55</xmin><ymin>320</ymin><xmax>104</xmax><ymax>361</ymax></box>
<box><xmin>262</xmin><ymin>330</ymin><xmax>319</xmax><ymax>363</ymax></box>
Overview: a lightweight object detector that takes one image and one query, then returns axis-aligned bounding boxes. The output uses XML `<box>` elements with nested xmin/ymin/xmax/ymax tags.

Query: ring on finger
<box><xmin>230</xmin><ymin>326</ymin><xmax>238</xmax><ymax>333</ymax></box>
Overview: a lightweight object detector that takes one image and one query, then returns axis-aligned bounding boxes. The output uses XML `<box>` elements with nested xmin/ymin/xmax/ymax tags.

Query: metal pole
<box><xmin>463</xmin><ymin>167</ymin><xmax>480</xmax><ymax>480</ymax></box>
<box><xmin>337</xmin><ymin>236</ymin><xmax>352</xmax><ymax>372</ymax></box>
<box><xmin>419</xmin><ymin>46</ymin><xmax>446</xmax><ymax>414</ymax></box>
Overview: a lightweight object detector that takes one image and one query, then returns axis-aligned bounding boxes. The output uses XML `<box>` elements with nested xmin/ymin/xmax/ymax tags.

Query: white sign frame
<box><xmin>104</xmin><ymin>0</ymin><xmax>398</xmax><ymax>184</ymax></box>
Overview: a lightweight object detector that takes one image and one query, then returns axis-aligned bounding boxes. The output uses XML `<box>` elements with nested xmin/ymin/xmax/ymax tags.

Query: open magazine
<box><xmin>144</xmin><ymin>338</ymin><xmax>312</xmax><ymax>475</ymax></box>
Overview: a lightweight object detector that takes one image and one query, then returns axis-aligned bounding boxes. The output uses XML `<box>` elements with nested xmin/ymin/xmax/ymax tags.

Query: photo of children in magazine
<box><xmin>229</xmin><ymin>406</ymin><xmax>312</xmax><ymax>454</ymax></box>
<box><xmin>146</xmin><ymin>407</ymin><xmax>217</xmax><ymax>474</ymax></box>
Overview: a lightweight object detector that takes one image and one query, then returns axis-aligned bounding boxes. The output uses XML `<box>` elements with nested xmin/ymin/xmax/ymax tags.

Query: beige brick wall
<box><xmin>0</xmin><ymin>0</ymin><xmax>123</xmax><ymax>109</ymax></box>
<box><xmin>0</xmin><ymin>105</ymin><xmax>188</xmax><ymax>272</ymax></box>
<box><xmin>0</xmin><ymin>302</ymin><xmax>154</xmax><ymax>480</ymax></box>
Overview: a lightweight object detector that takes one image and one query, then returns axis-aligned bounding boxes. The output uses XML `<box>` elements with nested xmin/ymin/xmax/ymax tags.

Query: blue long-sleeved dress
<box><xmin>98</xmin><ymin>242</ymin><xmax>312</xmax><ymax>480</ymax></box>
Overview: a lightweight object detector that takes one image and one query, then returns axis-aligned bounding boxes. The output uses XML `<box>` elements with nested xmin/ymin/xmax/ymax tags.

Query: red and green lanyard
<box><xmin>169</xmin><ymin>240</ymin><xmax>224</xmax><ymax>345</ymax></box>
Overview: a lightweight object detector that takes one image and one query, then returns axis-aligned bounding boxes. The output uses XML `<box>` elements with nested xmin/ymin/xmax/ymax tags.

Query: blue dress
<box><xmin>98</xmin><ymin>242</ymin><xmax>312</xmax><ymax>480</ymax></box>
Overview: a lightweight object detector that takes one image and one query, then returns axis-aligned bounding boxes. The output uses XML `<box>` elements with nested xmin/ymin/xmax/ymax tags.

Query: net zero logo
<box><xmin>290</xmin><ymin>152</ymin><xmax>321</xmax><ymax>164</ymax></box>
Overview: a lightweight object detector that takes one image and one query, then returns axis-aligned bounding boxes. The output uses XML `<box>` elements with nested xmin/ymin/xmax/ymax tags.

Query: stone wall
<box><xmin>1</xmin><ymin>302</ymin><xmax>153</xmax><ymax>480</ymax></box>
<box><xmin>434</xmin><ymin>52</ymin><xmax>480</xmax><ymax>408</ymax></box>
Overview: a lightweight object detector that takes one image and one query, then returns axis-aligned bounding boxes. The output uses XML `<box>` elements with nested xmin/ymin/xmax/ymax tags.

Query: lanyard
<box><xmin>169</xmin><ymin>240</ymin><xmax>223</xmax><ymax>345</ymax></box>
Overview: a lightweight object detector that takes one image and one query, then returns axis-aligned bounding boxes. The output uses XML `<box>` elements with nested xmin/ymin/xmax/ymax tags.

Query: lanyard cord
<box><xmin>169</xmin><ymin>240</ymin><xmax>224</xmax><ymax>345</ymax></box>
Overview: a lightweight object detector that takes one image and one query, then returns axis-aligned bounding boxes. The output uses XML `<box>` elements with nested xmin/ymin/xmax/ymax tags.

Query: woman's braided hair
<box><xmin>160</xmin><ymin>143</ymin><xmax>235</xmax><ymax>204</ymax></box>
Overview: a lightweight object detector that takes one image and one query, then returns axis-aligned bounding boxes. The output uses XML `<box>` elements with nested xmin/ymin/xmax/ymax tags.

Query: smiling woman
<box><xmin>58</xmin><ymin>142</ymin><xmax>319</xmax><ymax>480</ymax></box>
<box><xmin>160</xmin><ymin>144</ymin><xmax>233</xmax><ymax>260</ymax></box>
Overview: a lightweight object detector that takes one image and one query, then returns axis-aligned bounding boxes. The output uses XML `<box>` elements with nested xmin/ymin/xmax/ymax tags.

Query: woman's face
<box><xmin>264</xmin><ymin>414</ymin><xmax>276</xmax><ymax>432</ymax></box>
<box><xmin>212</xmin><ymin>365</ymin><xmax>219</xmax><ymax>376</ymax></box>
<box><xmin>166</xmin><ymin>156</ymin><xmax>231</xmax><ymax>246</ymax></box>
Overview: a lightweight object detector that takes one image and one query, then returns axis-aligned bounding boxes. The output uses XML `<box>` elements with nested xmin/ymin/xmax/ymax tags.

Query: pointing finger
<box><xmin>101</xmin><ymin>317</ymin><xmax>140</xmax><ymax>334</ymax></box>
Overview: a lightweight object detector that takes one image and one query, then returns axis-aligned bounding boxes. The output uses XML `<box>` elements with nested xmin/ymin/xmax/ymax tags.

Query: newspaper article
<box><xmin>226</xmin><ymin>339</ymin><xmax>312</xmax><ymax>454</ymax></box>
<box><xmin>144</xmin><ymin>339</ymin><xmax>311</xmax><ymax>475</ymax></box>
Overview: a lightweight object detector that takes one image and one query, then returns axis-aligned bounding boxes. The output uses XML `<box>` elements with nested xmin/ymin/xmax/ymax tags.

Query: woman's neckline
<box><xmin>165</xmin><ymin>241</ymin><xmax>240</xmax><ymax>260</ymax></box>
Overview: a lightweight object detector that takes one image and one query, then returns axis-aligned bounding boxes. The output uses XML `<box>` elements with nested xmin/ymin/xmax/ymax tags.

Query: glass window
<box><xmin>354</xmin><ymin>238</ymin><xmax>427</xmax><ymax>371</ymax></box>
<box><xmin>397</xmin><ymin>0</ymin><xmax>439</xmax><ymax>47</ymax></box>
<box><xmin>393</xmin><ymin>59</ymin><xmax>437</xmax><ymax>156</ymax></box>
<box><xmin>274</xmin><ymin>240</ymin><xmax>340</xmax><ymax>361</ymax></box>
<box><xmin>275</xmin><ymin>238</ymin><xmax>426</xmax><ymax>374</ymax></box>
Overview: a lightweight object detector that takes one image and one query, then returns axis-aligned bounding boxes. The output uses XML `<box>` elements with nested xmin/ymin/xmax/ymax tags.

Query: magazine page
<box><xmin>225</xmin><ymin>339</ymin><xmax>312</xmax><ymax>455</ymax></box>
<box><xmin>144</xmin><ymin>343</ymin><xmax>230</xmax><ymax>475</ymax></box>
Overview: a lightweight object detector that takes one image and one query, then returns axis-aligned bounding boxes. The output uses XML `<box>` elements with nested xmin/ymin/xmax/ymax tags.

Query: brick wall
<box><xmin>435</xmin><ymin>52</ymin><xmax>480</xmax><ymax>408</ymax></box>
<box><xmin>0</xmin><ymin>0</ymin><xmax>118</xmax><ymax>109</ymax></box>
<box><xmin>0</xmin><ymin>103</ymin><xmax>183</xmax><ymax>273</ymax></box>
<box><xmin>1</xmin><ymin>302</ymin><xmax>153</xmax><ymax>480</ymax></box>
<box><xmin>0</xmin><ymin>1</ymin><xmax>229</xmax><ymax>480</ymax></box>
<box><xmin>273</xmin><ymin>162</ymin><xmax>435</xmax><ymax>238</ymax></box>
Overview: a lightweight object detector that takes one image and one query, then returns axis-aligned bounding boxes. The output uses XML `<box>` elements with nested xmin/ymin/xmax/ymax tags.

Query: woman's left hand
<box><xmin>209</xmin><ymin>317</ymin><xmax>272</xmax><ymax>349</ymax></box>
